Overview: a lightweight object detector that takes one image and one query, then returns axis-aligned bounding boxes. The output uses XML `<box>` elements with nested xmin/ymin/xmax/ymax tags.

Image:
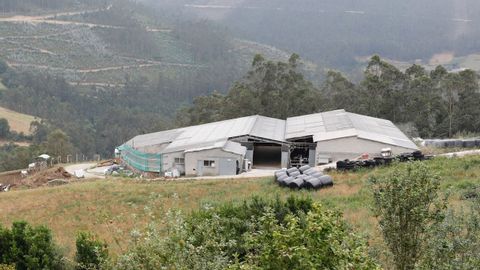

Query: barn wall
<box><xmin>316</xmin><ymin>137</ymin><xmax>418</xmax><ymax>161</ymax></box>
<box><xmin>161</xmin><ymin>151</ymin><xmax>185</xmax><ymax>174</ymax></box>
<box><xmin>185</xmin><ymin>148</ymin><xmax>244</xmax><ymax>177</ymax></box>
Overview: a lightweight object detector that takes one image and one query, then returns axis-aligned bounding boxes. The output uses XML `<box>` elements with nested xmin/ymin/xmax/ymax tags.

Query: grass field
<box><xmin>0</xmin><ymin>156</ymin><xmax>479</xmax><ymax>258</ymax></box>
<box><xmin>0</xmin><ymin>106</ymin><xmax>37</xmax><ymax>135</ymax></box>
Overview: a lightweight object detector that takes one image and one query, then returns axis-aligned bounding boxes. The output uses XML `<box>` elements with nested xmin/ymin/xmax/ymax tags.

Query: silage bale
<box><xmin>305</xmin><ymin>177</ymin><xmax>322</xmax><ymax>189</ymax></box>
<box><xmin>275</xmin><ymin>169</ymin><xmax>287</xmax><ymax>178</ymax></box>
<box><xmin>299</xmin><ymin>165</ymin><xmax>311</xmax><ymax>173</ymax></box>
<box><xmin>283</xmin><ymin>176</ymin><xmax>295</xmax><ymax>186</ymax></box>
<box><xmin>319</xmin><ymin>175</ymin><xmax>334</xmax><ymax>187</ymax></box>
<box><xmin>303</xmin><ymin>168</ymin><xmax>317</xmax><ymax>175</ymax></box>
<box><xmin>287</xmin><ymin>167</ymin><xmax>300</xmax><ymax>175</ymax></box>
<box><xmin>445</xmin><ymin>140</ymin><xmax>456</xmax><ymax>148</ymax></box>
<box><xmin>289</xmin><ymin>177</ymin><xmax>304</xmax><ymax>189</ymax></box>
<box><xmin>310</xmin><ymin>171</ymin><xmax>324</xmax><ymax>178</ymax></box>
<box><xmin>463</xmin><ymin>139</ymin><xmax>476</xmax><ymax>148</ymax></box>
<box><xmin>475</xmin><ymin>139</ymin><xmax>480</xmax><ymax>147</ymax></box>
<box><xmin>454</xmin><ymin>140</ymin><xmax>464</xmax><ymax>148</ymax></box>
<box><xmin>277</xmin><ymin>174</ymin><xmax>289</xmax><ymax>183</ymax></box>
<box><xmin>289</xmin><ymin>170</ymin><xmax>301</xmax><ymax>177</ymax></box>
<box><xmin>424</xmin><ymin>140</ymin><xmax>435</xmax><ymax>147</ymax></box>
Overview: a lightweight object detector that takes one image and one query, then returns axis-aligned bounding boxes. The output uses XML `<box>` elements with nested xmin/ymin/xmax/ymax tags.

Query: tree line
<box><xmin>178</xmin><ymin>54</ymin><xmax>480</xmax><ymax>139</ymax></box>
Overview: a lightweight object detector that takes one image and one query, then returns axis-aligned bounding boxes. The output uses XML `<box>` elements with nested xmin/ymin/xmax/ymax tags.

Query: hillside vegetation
<box><xmin>1</xmin><ymin>156</ymin><xmax>479</xmax><ymax>264</ymax></box>
<box><xmin>0</xmin><ymin>106</ymin><xmax>36</xmax><ymax>135</ymax></box>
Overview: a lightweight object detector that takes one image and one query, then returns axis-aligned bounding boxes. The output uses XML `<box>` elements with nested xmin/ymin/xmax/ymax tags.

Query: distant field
<box><xmin>0</xmin><ymin>156</ymin><xmax>478</xmax><ymax>258</ymax></box>
<box><xmin>0</xmin><ymin>106</ymin><xmax>37</xmax><ymax>134</ymax></box>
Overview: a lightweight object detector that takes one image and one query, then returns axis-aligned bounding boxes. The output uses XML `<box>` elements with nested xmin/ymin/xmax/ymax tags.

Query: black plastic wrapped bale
<box><xmin>337</xmin><ymin>160</ymin><xmax>355</xmax><ymax>171</ymax></box>
<box><xmin>303</xmin><ymin>168</ymin><xmax>317</xmax><ymax>175</ymax></box>
<box><xmin>289</xmin><ymin>177</ymin><xmax>304</xmax><ymax>189</ymax></box>
<box><xmin>275</xmin><ymin>169</ymin><xmax>287</xmax><ymax>178</ymax></box>
<box><xmin>454</xmin><ymin>140</ymin><xmax>464</xmax><ymax>148</ymax></box>
<box><xmin>283</xmin><ymin>177</ymin><xmax>295</xmax><ymax>187</ymax></box>
<box><xmin>446</xmin><ymin>140</ymin><xmax>456</xmax><ymax>148</ymax></box>
<box><xmin>319</xmin><ymin>175</ymin><xmax>334</xmax><ymax>187</ymax></box>
<box><xmin>412</xmin><ymin>151</ymin><xmax>425</xmax><ymax>161</ymax></box>
<box><xmin>463</xmin><ymin>139</ymin><xmax>476</xmax><ymax>148</ymax></box>
<box><xmin>310</xmin><ymin>171</ymin><xmax>324</xmax><ymax>178</ymax></box>
<box><xmin>289</xmin><ymin>170</ymin><xmax>301</xmax><ymax>178</ymax></box>
<box><xmin>299</xmin><ymin>165</ymin><xmax>311</xmax><ymax>173</ymax></box>
<box><xmin>276</xmin><ymin>174</ymin><xmax>289</xmax><ymax>186</ymax></box>
<box><xmin>287</xmin><ymin>167</ymin><xmax>300</xmax><ymax>175</ymax></box>
<box><xmin>476</xmin><ymin>139</ymin><xmax>480</xmax><ymax>147</ymax></box>
<box><xmin>304</xmin><ymin>176</ymin><xmax>322</xmax><ymax>189</ymax></box>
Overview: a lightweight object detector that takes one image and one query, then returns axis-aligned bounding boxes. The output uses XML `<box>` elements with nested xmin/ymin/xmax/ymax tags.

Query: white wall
<box><xmin>185</xmin><ymin>148</ymin><xmax>244</xmax><ymax>176</ymax></box>
<box><xmin>161</xmin><ymin>151</ymin><xmax>185</xmax><ymax>174</ymax></box>
<box><xmin>316</xmin><ymin>136</ymin><xmax>418</xmax><ymax>162</ymax></box>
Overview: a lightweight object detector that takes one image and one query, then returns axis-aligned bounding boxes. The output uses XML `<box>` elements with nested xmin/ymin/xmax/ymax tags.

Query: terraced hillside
<box><xmin>0</xmin><ymin>2</ymin><xmax>318</xmax><ymax>92</ymax></box>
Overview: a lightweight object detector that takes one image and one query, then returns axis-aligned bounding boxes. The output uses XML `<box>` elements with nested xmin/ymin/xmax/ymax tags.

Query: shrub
<box><xmin>0</xmin><ymin>221</ymin><xmax>64</xmax><ymax>270</ymax></box>
<box><xmin>75</xmin><ymin>232</ymin><xmax>109</xmax><ymax>270</ymax></box>
<box><xmin>370</xmin><ymin>162</ymin><xmax>445</xmax><ymax>270</ymax></box>
<box><xmin>113</xmin><ymin>196</ymin><xmax>378</xmax><ymax>269</ymax></box>
<box><xmin>418</xmin><ymin>198</ymin><xmax>480</xmax><ymax>270</ymax></box>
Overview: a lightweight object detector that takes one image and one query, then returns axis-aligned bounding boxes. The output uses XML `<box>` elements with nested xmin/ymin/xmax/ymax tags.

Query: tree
<box><xmin>45</xmin><ymin>129</ymin><xmax>74</xmax><ymax>160</ymax></box>
<box><xmin>370</xmin><ymin>162</ymin><xmax>445</xmax><ymax>270</ymax></box>
<box><xmin>0</xmin><ymin>221</ymin><xmax>64</xmax><ymax>270</ymax></box>
<box><xmin>0</xmin><ymin>118</ymin><xmax>9</xmax><ymax>138</ymax></box>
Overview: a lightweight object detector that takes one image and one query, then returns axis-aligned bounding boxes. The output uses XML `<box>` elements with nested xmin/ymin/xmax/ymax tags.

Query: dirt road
<box><xmin>64</xmin><ymin>163</ymin><xmax>106</xmax><ymax>179</ymax></box>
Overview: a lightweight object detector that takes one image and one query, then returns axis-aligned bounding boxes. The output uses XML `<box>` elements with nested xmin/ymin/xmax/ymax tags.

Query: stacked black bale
<box><xmin>274</xmin><ymin>166</ymin><xmax>333</xmax><ymax>190</ymax></box>
<box><xmin>336</xmin><ymin>151</ymin><xmax>430</xmax><ymax>172</ymax></box>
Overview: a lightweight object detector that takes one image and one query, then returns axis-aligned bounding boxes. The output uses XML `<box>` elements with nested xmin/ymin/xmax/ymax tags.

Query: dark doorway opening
<box><xmin>253</xmin><ymin>143</ymin><xmax>282</xmax><ymax>169</ymax></box>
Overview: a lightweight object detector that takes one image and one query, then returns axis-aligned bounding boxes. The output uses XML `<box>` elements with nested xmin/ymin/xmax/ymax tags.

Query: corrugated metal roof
<box><xmin>286</xmin><ymin>110</ymin><xmax>418</xmax><ymax>150</ymax></box>
<box><xmin>184</xmin><ymin>140</ymin><xmax>247</xmax><ymax>156</ymax></box>
<box><xmin>124</xmin><ymin>110</ymin><xmax>417</xmax><ymax>154</ymax></box>
<box><xmin>127</xmin><ymin>115</ymin><xmax>285</xmax><ymax>154</ymax></box>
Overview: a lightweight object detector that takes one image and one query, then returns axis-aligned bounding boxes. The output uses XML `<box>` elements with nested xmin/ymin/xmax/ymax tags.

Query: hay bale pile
<box><xmin>274</xmin><ymin>165</ymin><xmax>333</xmax><ymax>190</ymax></box>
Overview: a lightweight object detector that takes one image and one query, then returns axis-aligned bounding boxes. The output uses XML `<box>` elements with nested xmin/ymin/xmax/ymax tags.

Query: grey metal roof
<box><xmin>185</xmin><ymin>140</ymin><xmax>247</xmax><ymax>156</ymax></box>
<box><xmin>126</xmin><ymin>115</ymin><xmax>285</xmax><ymax>154</ymax></box>
<box><xmin>124</xmin><ymin>110</ymin><xmax>417</xmax><ymax>154</ymax></box>
<box><xmin>286</xmin><ymin>109</ymin><xmax>418</xmax><ymax>150</ymax></box>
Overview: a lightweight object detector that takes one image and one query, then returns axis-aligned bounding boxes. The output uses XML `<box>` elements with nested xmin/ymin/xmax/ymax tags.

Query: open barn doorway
<box><xmin>253</xmin><ymin>143</ymin><xmax>282</xmax><ymax>169</ymax></box>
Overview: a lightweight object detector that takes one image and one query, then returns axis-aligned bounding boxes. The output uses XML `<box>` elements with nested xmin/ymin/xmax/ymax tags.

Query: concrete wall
<box><xmin>185</xmin><ymin>148</ymin><xmax>244</xmax><ymax>177</ymax></box>
<box><xmin>161</xmin><ymin>151</ymin><xmax>185</xmax><ymax>174</ymax></box>
<box><xmin>316</xmin><ymin>137</ymin><xmax>418</xmax><ymax>162</ymax></box>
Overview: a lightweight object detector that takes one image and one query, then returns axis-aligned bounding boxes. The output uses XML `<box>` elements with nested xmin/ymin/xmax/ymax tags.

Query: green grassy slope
<box><xmin>1</xmin><ymin>156</ymin><xmax>479</xmax><ymax>257</ymax></box>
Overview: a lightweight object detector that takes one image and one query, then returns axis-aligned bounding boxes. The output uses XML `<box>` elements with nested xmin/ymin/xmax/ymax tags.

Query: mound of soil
<box><xmin>21</xmin><ymin>167</ymin><xmax>72</xmax><ymax>188</ymax></box>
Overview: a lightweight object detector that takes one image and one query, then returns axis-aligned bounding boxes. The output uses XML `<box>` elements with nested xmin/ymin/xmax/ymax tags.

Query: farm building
<box><xmin>118</xmin><ymin>109</ymin><xmax>418</xmax><ymax>177</ymax></box>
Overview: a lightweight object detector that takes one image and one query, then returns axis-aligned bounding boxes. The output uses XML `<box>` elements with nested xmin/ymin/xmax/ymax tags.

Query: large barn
<box><xmin>118</xmin><ymin>109</ymin><xmax>418</xmax><ymax>177</ymax></box>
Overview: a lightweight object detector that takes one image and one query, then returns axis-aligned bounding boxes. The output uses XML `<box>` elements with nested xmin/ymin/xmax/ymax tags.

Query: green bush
<box><xmin>75</xmin><ymin>232</ymin><xmax>109</xmax><ymax>270</ymax></box>
<box><xmin>418</xmin><ymin>198</ymin><xmax>480</xmax><ymax>270</ymax></box>
<box><xmin>0</xmin><ymin>221</ymin><xmax>64</xmax><ymax>270</ymax></box>
<box><xmin>113</xmin><ymin>196</ymin><xmax>379</xmax><ymax>269</ymax></box>
<box><xmin>370</xmin><ymin>162</ymin><xmax>445</xmax><ymax>270</ymax></box>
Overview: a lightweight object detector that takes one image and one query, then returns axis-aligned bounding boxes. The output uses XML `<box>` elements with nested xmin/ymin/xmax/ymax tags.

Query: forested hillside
<box><xmin>178</xmin><ymin>0</ymin><xmax>480</xmax><ymax>70</ymax></box>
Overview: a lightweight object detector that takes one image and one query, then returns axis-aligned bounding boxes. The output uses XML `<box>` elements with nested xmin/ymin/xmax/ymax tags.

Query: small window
<box><xmin>204</xmin><ymin>160</ymin><xmax>215</xmax><ymax>167</ymax></box>
<box><xmin>174</xmin><ymin>157</ymin><xmax>185</xmax><ymax>165</ymax></box>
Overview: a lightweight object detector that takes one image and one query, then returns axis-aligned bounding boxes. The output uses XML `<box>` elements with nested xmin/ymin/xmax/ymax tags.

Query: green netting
<box><xmin>117</xmin><ymin>144</ymin><xmax>163</xmax><ymax>173</ymax></box>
